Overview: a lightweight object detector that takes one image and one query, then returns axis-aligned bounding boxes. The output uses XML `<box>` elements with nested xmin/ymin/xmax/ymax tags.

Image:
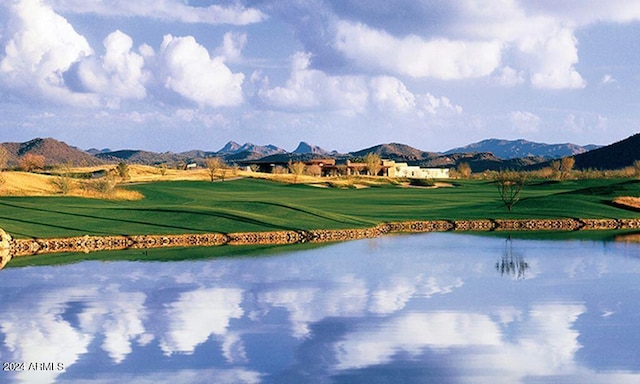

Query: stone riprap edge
<box><xmin>2</xmin><ymin>218</ymin><xmax>640</xmax><ymax>265</ymax></box>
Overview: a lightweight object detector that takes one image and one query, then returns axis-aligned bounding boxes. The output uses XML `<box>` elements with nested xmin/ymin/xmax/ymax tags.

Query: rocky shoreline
<box><xmin>2</xmin><ymin>218</ymin><xmax>640</xmax><ymax>267</ymax></box>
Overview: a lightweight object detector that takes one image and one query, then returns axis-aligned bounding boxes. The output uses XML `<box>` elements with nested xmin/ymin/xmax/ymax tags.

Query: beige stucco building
<box><xmin>385</xmin><ymin>160</ymin><xmax>450</xmax><ymax>179</ymax></box>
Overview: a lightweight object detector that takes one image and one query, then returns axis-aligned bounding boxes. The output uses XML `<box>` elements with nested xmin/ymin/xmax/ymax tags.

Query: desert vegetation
<box><xmin>493</xmin><ymin>170</ymin><xmax>528</xmax><ymax>211</ymax></box>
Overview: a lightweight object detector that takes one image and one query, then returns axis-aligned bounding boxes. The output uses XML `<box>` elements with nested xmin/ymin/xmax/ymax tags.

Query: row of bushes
<box><xmin>452</xmin><ymin>159</ymin><xmax>640</xmax><ymax>181</ymax></box>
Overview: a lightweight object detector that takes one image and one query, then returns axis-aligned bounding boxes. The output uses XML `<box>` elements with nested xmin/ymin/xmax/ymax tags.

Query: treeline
<box><xmin>451</xmin><ymin>158</ymin><xmax>640</xmax><ymax>181</ymax></box>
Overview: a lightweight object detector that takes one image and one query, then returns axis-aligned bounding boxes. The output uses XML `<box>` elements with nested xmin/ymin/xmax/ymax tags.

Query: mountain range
<box><xmin>444</xmin><ymin>138</ymin><xmax>599</xmax><ymax>159</ymax></box>
<box><xmin>0</xmin><ymin>135</ymin><xmax>636</xmax><ymax>172</ymax></box>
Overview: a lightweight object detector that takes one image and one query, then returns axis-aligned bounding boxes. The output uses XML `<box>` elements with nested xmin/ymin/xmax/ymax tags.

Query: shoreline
<box><xmin>2</xmin><ymin>217</ymin><xmax>640</xmax><ymax>268</ymax></box>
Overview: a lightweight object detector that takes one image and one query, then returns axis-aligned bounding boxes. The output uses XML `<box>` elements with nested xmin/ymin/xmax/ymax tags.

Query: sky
<box><xmin>0</xmin><ymin>0</ymin><xmax>639</xmax><ymax>153</ymax></box>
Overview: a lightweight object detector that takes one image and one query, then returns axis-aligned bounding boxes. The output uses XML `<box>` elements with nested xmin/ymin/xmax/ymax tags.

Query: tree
<box><xmin>116</xmin><ymin>162</ymin><xmax>130</xmax><ymax>181</ymax></box>
<box><xmin>231</xmin><ymin>164</ymin><xmax>240</xmax><ymax>176</ymax></box>
<box><xmin>205</xmin><ymin>157</ymin><xmax>225</xmax><ymax>182</ymax></box>
<box><xmin>457</xmin><ymin>162</ymin><xmax>472</xmax><ymax>179</ymax></box>
<box><xmin>633</xmin><ymin>160</ymin><xmax>640</xmax><ymax>178</ymax></box>
<box><xmin>288</xmin><ymin>161</ymin><xmax>306</xmax><ymax>183</ymax></box>
<box><xmin>0</xmin><ymin>146</ymin><xmax>7</xmax><ymax>171</ymax></box>
<box><xmin>50</xmin><ymin>162</ymin><xmax>74</xmax><ymax>194</ymax></box>
<box><xmin>493</xmin><ymin>170</ymin><xmax>527</xmax><ymax>211</ymax></box>
<box><xmin>159</xmin><ymin>163</ymin><xmax>168</xmax><ymax>176</ymax></box>
<box><xmin>560</xmin><ymin>157</ymin><xmax>575</xmax><ymax>181</ymax></box>
<box><xmin>364</xmin><ymin>153</ymin><xmax>382</xmax><ymax>176</ymax></box>
<box><xmin>550</xmin><ymin>160</ymin><xmax>562</xmax><ymax>180</ymax></box>
<box><xmin>19</xmin><ymin>154</ymin><xmax>45</xmax><ymax>172</ymax></box>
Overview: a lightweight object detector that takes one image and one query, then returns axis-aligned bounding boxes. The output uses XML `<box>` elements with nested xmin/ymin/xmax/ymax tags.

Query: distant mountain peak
<box><xmin>218</xmin><ymin>141</ymin><xmax>242</xmax><ymax>153</ymax></box>
<box><xmin>293</xmin><ymin>141</ymin><xmax>330</xmax><ymax>155</ymax></box>
<box><xmin>215</xmin><ymin>141</ymin><xmax>287</xmax><ymax>161</ymax></box>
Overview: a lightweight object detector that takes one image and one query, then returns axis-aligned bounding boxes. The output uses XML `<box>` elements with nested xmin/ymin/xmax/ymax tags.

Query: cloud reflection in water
<box><xmin>1</xmin><ymin>233</ymin><xmax>639</xmax><ymax>383</ymax></box>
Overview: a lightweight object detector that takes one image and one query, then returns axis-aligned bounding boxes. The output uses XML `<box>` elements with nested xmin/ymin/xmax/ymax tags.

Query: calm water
<box><xmin>1</xmin><ymin>233</ymin><xmax>640</xmax><ymax>384</ymax></box>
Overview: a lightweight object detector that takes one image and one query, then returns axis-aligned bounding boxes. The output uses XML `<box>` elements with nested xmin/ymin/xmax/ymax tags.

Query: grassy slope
<box><xmin>1</xmin><ymin>178</ymin><xmax>639</xmax><ymax>239</ymax></box>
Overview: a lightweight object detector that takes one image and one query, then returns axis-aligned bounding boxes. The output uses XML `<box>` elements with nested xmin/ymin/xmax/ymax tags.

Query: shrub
<box><xmin>19</xmin><ymin>154</ymin><xmax>45</xmax><ymax>172</ymax></box>
<box><xmin>86</xmin><ymin>175</ymin><xmax>117</xmax><ymax>194</ymax></box>
<box><xmin>456</xmin><ymin>163</ymin><xmax>472</xmax><ymax>179</ymax></box>
<box><xmin>116</xmin><ymin>162</ymin><xmax>130</xmax><ymax>181</ymax></box>
<box><xmin>306</xmin><ymin>164</ymin><xmax>322</xmax><ymax>177</ymax></box>
<box><xmin>50</xmin><ymin>175</ymin><xmax>74</xmax><ymax>195</ymax></box>
<box><xmin>409</xmin><ymin>178</ymin><xmax>435</xmax><ymax>187</ymax></box>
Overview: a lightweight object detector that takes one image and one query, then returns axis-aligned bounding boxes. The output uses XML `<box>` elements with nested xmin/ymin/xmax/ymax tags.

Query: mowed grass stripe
<box><xmin>1</xmin><ymin>178</ymin><xmax>639</xmax><ymax>239</ymax></box>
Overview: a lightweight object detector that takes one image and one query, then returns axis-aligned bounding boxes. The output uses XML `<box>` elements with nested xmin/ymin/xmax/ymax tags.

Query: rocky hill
<box><xmin>445</xmin><ymin>138</ymin><xmax>599</xmax><ymax>159</ymax></box>
<box><xmin>572</xmin><ymin>133</ymin><xmax>640</xmax><ymax>170</ymax></box>
<box><xmin>423</xmin><ymin>152</ymin><xmax>546</xmax><ymax>172</ymax></box>
<box><xmin>293</xmin><ymin>141</ymin><xmax>333</xmax><ymax>155</ymax></box>
<box><xmin>217</xmin><ymin>141</ymin><xmax>286</xmax><ymax>157</ymax></box>
<box><xmin>94</xmin><ymin>149</ymin><xmax>187</xmax><ymax>165</ymax></box>
<box><xmin>350</xmin><ymin>143</ymin><xmax>436</xmax><ymax>162</ymax></box>
<box><xmin>1</xmin><ymin>138</ymin><xmax>103</xmax><ymax>168</ymax></box>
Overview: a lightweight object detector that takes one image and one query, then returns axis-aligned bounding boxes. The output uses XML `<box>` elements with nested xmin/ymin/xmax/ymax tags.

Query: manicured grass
<box><xmin>1</xmin><ymin>178</ymin><xmax>639</xmax><ymax>239</ymax></box>
<box><xmin>5</xmin><ymin>241</ymin><xmax>331</xmax><ymax>268</ymax></box>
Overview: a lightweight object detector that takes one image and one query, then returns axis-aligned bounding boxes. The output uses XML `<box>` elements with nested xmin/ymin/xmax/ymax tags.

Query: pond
<box><xmin>1</xmin><ymin>232</ymin><xmax>640</xmax><ymax>383</ymax></box>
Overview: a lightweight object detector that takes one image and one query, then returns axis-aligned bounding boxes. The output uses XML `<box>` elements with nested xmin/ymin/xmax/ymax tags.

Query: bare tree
<box><xmin>205</xmin><ymin>157</ymin><xmax>225</xmax><ymax>182</ymax></box>
<box><xmin>288</xmin><ymin>161</ymin><xmax>306</xmax><ymax>183</ymax></box>
<box><xmin>364</xmin><ymin>153</ymin><xmax>382</xmax><ymax>176</ymax></box>
<box><xmin>50</xmin><ymin>162</ymin><xmax>74</xmax><ymax>194</ymax></box>
<box><xmin>493</xmin><ymin>170</ymin><xmax>528</xmax><ymax>211</ymax></box>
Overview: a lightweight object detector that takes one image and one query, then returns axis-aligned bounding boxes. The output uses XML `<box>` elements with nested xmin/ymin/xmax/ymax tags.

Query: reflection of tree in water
<box><xmin>496</xmin><ymin>237</ymin><xmax>529</xmax><ymax>280</ymax></box>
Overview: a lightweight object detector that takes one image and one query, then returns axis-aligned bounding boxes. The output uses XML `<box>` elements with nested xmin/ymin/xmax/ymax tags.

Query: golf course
<box><xmin>1</xmin><ymin>172</ymin><xmax>640</xmax><ymax>268</ymax></box>
<box><xmin>1</xmin><ymin>176</ymin><xmax>639</xmax><ymax>239</ymax></box>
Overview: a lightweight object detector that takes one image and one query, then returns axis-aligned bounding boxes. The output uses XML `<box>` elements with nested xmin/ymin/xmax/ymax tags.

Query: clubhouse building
<box><xmin>243</xmin><ymin>158</ymin><xmax>450</xmax><ymax>179</ymax></box>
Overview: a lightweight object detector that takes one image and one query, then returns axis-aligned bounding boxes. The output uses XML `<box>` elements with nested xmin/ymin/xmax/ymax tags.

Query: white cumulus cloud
<box><xmin>0</xmin><ymin>0</ymin><xmax>95</xmax><ymax>104</ymax></box>
<box><xmin>323</xmin><ymin>0</ymin><xmax>596</xmax><ymax>89</ymax></box>
<box><xmin>70</xmin><ymin>30</ymin><xmax>147</xmax><ymax>100</ymax></box>
<box><xmin>217</xmin><ymin>32</ymin><xmax>248</xmax><ymax>62</ymax></box>
<box><xmin>334</xmin><ymin>20</ymin><xmax>503</xmax><ymax>80</ymax></box>
<box><xmin>509</xmin><ymin>111</ymin><xmax>541</xmax><ymax>133</ymax></box>
<box><xmin>258</xmin><ymin>53</ymin><xmax>462</xmax><ymax>116</ymax></box>
<box><xmin>368</xmin><ymin>76</ymin><xmax>416</xmax><ymax>112</ymax></box>
<box><xmin>258</xmin><ymin>51</ymin><xmax>369</xmax><ymax>113</ymax></box>
<box><xmin>158</xmin><ymin>34</ymin><xmax>245</xmax><ymax>108</ymax></box>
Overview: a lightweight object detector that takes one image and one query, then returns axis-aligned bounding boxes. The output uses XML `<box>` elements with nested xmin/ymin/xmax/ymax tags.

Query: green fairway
<box><xmin>1</xmin><ymin>178</ymin><xmax>640</xmax><ymax>239</ymax></box>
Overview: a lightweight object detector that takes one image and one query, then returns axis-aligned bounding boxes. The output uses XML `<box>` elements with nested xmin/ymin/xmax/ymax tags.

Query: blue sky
<box><xmin>1</xmin><ymin>0</ymin><xmax>639</xmax><ymax>153</ymax></box>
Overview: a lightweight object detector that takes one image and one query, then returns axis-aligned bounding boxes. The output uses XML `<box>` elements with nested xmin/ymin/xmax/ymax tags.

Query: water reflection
<box><xmin>1</xmin><ymin>233</ymin><xmax>639</xmax><ymax>383</ymax></box>
<box><xmin>496</xmin><ymin>238</ymin><xmax>529</xmax><ymax>279</ymax></box>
